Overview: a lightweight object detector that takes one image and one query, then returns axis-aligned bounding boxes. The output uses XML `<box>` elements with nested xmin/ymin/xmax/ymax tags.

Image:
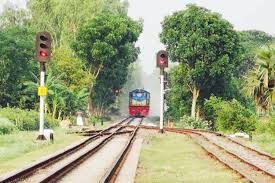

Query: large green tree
<box><xmin>160</xmin><ymin>4</ymin><xmax>241</xmax><ymax>118</ymax></box>
<box><xmin>73</xmin><ymin>12</ymin><xmax>142</xmax><ymax>115</ymax></box>
<box><xmin>0</xmin><ymin>26</ymin><xmax>36</xmax><ymax>107</ymax></box>
<box><xmin>28</xmin><ymin>0</ymin><xmax>128</xmax><ymax>48</ymax></box>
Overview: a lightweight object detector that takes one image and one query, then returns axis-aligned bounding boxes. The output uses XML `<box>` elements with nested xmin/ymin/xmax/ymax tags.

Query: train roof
<box><xmin>129</xmin><ymin>89</ymin><xmax>150</xmax><ymax>94</ymax></box>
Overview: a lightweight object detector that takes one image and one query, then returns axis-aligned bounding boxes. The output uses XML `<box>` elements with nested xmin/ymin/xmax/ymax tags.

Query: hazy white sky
<box><xmin>1</xmin><ymin>0</ymin><xmax>275</xmax><ymax>74</ymax></box>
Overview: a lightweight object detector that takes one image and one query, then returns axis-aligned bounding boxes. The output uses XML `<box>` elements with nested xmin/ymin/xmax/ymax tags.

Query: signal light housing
<box><xmin>36</xmin><ymin>32</ymin><xmax>52</xmax><ymax>63</ymax></box>
<box><xmin>114</xmin><ymin>88</ymin><xmax>120</xmax><ymax>96</ymax></box>
<box><xmin>156</xmin><ymin>50</ymin><xmax>168</xmax><ymax>68</ymax></box>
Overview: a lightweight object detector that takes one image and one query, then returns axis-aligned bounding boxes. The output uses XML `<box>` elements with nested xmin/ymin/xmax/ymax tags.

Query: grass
<box><xmin>135</xmin><ymin>133</ymin><xmax>248</xmax><ymax>183</ymax></box>
<box><xmin>0</xmin><ymin>128</ymin><xmax>84</xmax><ymax>175</ymax></box>
<box><xmin>250</xmin><ymin>133</ymin><xmax>275</xmax><ymax>155</ymax></box>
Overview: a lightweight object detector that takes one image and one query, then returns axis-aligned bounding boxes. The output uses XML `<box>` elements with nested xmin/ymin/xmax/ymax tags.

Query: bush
<box><xmin>88</xmin><ymin>115</ymin><xmax>102</xmax><ymax>125</ymax></box>
<box><xmin>0</xmin><ymin>108</ymin><xmax>59</xmax><ymax>131</ymax></box>
<box><xmin>45</xmin><ymin>115</ymin><xmax>59</xmax><ymax>129</ymax></box>
<box><xmin>0</xmin><ymin>116</ymin><xmax>17</xmax><ymax>135</ymax></box>
<box><xmin>255</xmin><ymin>117</ymin><xmax>275</xmax><ymax>135</ymax></box>
<box><xmin>177</xmin><ymin>115</ymin><xmax>211</xmax><ymax>130</ymax></box>
<box><xmin>204</xmin><ymin>97</ymin><xmax>256</xmax><ymax>133</ymax></box>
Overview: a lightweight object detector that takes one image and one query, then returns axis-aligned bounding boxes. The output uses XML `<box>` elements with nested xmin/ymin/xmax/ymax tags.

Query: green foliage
<box><xmin>177</xmin><ymin>115</ymin><xmax>210</xmax><ymax>130</ymax></box>
<box><xmin>160</xmin><ymin>4</ymin><xmax>241</xmax><ymax>87</ymax></box>
<box><xmin>73</xmin><ymin>12</ymin><xmax>142</xmax><ymax>115</ymax></box>
<box><xmin>160</xmin><ymin>4</ymin><xmax>242</xmax><ymax>118</ymax></box>
<box><xmin>0</xmin><ymin>26</ymin><xmax>37</xmax><ymax>107</ymax></box>
<box><xmin>0</xmin><ymin>108</ymin><xmax>59</xmax><ymax>131</ymax></box>
<box><xmin>166</xmin><ymin>66</ymin><xmax>191</xmax><ymax>120</ymax></box>
<box><xmin>87</xmin><ymin>115</ymin><xmax>102</xmax><ymax>125</ymax></box>
<box><xmin>50</xmin><ymin>46</ymin><xmax>92</xmax><ymax>92</ymax></box>
<box><xmin>255</xmin><ymin>116</ymin><xmax>275</xmax><ymax>135</ymax></box>
<box><xmin>28</xmin><ymin>0</ymin><xmax>127</xmax><ymax>47</ymax></box>
<box><xmin>0</xmin><ymin>0</ymin><xmax>141</xmax><ymax>119</ymax></box>
<box><xmin>0</xmin><ymin>116</ymin><xmax>17</xmax><ymax>135</ymax></box>
<box><xmin>204</xmin><ymin>97</ymin><xmax>256</xmax><ymax>133</ymax></box>
<box><xmin>238</xmin><ymin>30</ymin><xmax>274</xmax><ymax>76</ymax></box>
<box><xmin>243</xmin><ymin>45</ymin><xmax>275</xmax><ymax>114</ymax></box>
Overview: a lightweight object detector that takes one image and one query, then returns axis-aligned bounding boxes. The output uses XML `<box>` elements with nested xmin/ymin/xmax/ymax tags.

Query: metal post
<box><xmin>160</xmin><ymin>69</ymin><xmax>164</xmax><ymax>133</ymax></box>
<box><xmin>115</xmin><ymin>96</ymin><xmax>118</xmax><ymax>108</ymax></box>
<box><xmin>37</xmin><ymin>64</ymin><xmax>46</xmax><ymax>140</ymax></box>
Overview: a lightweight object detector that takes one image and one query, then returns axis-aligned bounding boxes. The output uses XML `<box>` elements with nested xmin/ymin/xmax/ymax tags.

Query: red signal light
<box><xmin>40</xmin><ymin>51</ymin><xmax>48</xmax><ymax>57</ymax></box>
<box><xmin>36</xmin><ymin>32</ymin><xmax>52</xmax><ymax>63</ymax></box>
<box><xmin>156</xmin><ymin>51</ymin><xmax>168</xmax><ymax>68</ymax></box>
<box><xmin>115</xmin><ymin>89</ymin><xmax>120</xmax><ymax>96</ymax></box>
<box><xmin>159</xmin><ymin>58</ymin><xmax>165</xmax><ymax>65</ymax></box>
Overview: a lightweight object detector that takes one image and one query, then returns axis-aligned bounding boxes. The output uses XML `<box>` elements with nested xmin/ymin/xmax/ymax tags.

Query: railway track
<box><xmin>100</xmin><ymin>118</ymin><xmax>143</xmax><ymax>183</ymax></box>
<box><xmin>127</xmin><ymin>124</ymin><xmax>275</xmax><ymax>182</ymax></box>
<box><xmin>0</xmin><ymin>117</ymin><xmax>138</xmax><ymax>183</ymax></box>
<box><xmin>133</xmin><ymin>125</ymin><xmax>275</xmax><ymax>183</ymax></box>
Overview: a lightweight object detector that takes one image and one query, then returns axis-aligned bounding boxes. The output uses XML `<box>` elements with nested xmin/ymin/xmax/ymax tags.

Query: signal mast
<box><xmin>36</xmin><ymin>32</ymin><xmax>52</xmax><ymax>140</ymax></box>
<box><xmin>156</xmin><ymin>50</ymin><xmax>168</xmax><ymax>133</ymax></box>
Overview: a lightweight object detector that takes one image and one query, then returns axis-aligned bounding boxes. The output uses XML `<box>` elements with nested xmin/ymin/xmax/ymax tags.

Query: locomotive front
<box><xmin>129</xmin><ymin>89</ymin><xmax>150</xmax><ymax>117</ymax></box>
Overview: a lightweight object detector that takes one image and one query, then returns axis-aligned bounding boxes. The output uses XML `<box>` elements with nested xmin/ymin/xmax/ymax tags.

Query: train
<box><xmin>129</xmin><ymin>89</ymin><xmax>150</xmax><ymax>117</ymax></box>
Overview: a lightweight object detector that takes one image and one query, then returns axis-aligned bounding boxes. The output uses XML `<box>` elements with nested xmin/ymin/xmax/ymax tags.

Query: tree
<box><xmin>49</xmin><ymin>46</ymin><xmax>92</xmax><ymax>92</ymax></box>
<box><xmin>73</xmin><ymin>12</ymin><xmax>142</xmax><ymax>115</ymax></box>
<box><xmin>238</xmin><ymin>30</ymin><xmax>274</xmax><ymax>76</ymax></box>
<box><xmin>0</xmin><ymin>2</ymin><xmax>31</xmax><ymax>29</ymax></box>
<box><xmin>244</xmin><ymin>46</ymin><xmax>275</xmax><ymax>114</ymax></box>
<box><xmin>166</xmin><ymin>65</ymin><xmax>192</xmax><ymax>120</ymax></box>
<box><xmin>0</xmin><ymin>26</ymin><xmax>36</xmax><ymax>107</ymax></box>
<box><xmin>28</xmin><ymin>0</ymin><xmax>128</xmax><ymax>48</ymax></box>
<box><xmin>160</xmin><ymin>4</ymin><xmax>241</xmax><ymax>118</ymax></box>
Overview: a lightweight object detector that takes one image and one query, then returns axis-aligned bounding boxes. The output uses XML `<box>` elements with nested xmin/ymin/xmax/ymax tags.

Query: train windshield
<box><xmin>129</xmin><ymin>91</ymin><xmax>150</xmax><ymax>106</ymax></box>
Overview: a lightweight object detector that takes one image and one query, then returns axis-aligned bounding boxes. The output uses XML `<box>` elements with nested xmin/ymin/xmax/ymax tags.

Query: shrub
<box><xmin>0</xmin><ymin>108</ymin><xmax>59</xmax><ymax>131</ymax></box>
<box><xmin>0</xmin><ymin>116</ymin><xmax>17</xmax><ymax>135</ymax></box>
<box><xmin>204</xmin><ymin>97</ymin><xmax>256</xmax><ymax>133</ymax></box>
<box><xmin>256</xmin><ymin>117</ymin><xmax>275</xmax><ymax>135</ymax></box>
<box><xmin>177</xmin><ymin>115</ymin><xmax>211</xmax><ymax>130</ymax></box>
<box><xmin>45</xmin><ymin>115</ymin><xmax>59</xmax><ymax>129</ymax></box>
<box><xmin>88</xmin><ymin>115</ymin><xmax>102</xmax><ymax>125</ymax></box>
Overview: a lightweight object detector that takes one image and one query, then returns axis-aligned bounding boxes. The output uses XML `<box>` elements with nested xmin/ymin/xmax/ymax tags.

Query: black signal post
<box><xmin>156</xmin><ymin>50</ymin><xmax>168</xmax><ymax>133</ymax></box>
<box><xmin>114</xmin><ymin>88</ymin><xmax>120</xmax><ymax>108</ymax></box>
<box><xmin>36</xmin><ymin>31</ymin><xmax>52</xmax><ymax>141</ymax></box>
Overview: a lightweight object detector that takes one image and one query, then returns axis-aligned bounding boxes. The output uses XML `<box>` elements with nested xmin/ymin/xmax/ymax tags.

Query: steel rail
<box><xmin>166</xmin><ymin>128</ymin><xmax>275</xmax><ymax>162</ymax></box>
<box><xmin>0</xmin><ymin>117</ymin><xmax>132</xmax><ymax>183</ymax></box>
<box><xmin>184</xmin><ymin>132</ymin><xmax>257</xmax><ymax>183</ymax></box>
<box><xmin>81</xmin><ymin>130</ymin><xmax>134</xmax><ymax>136</ymax></box>
<box><xmin>132</xmin><ymin>125</ymin><xmax>275</xmax><ymax>182</ymax></box>
<box><xmin>100</xmin><ymin>118</ymin><xmax>143</xmax><ymax>183</ymax></box>
<box><xmin>131</xmin><ymin>125</ymin><xmax>275</xmax><ymax>161</ymax></box>
<box><xmin>39</xmin><ymin>117</ymin><xmax>136</xmax><ymax>183</ymax></box>
<box><xmin>169</xmin><ymin>129</ymin><xmax>275</xmax><ymax>182</ymax></box>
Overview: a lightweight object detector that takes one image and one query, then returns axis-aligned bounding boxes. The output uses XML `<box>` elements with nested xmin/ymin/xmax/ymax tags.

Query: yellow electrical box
<box><xmin>38</xmin><ymin>87</ymin><xmax>48</xmax><ymax>96</ymax></box>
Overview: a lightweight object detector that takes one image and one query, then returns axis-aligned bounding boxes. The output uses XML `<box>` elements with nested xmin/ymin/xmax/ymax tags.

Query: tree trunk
<box><xmin>58</xmin><ymin>111</ymin><xmax>62</xmax><ymax>120</ymax></box>
<box><xmin>195</xmin><ymin>106</ymin><xmax>200</xmax><ymax>120</ymax></box>
<box><xmin>191</xmin><ymin>88</ymin><xmax>200</xmax><ymax>118</ymax></box>
<box><xmin>87</xmin><ymin>66</ymin><xmax>102</xmax><ymax>113</ymax></box>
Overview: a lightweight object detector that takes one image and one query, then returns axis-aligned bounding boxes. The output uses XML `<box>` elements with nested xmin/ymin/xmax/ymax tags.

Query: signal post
<box><xmin>114</xmin><ymin>88</ymin><xmax>120</xmax><ymax>108</ymax></box>
<box><xmin>156</xmin><ymin>50</ymin><xmax>168</xmax><ymax>133</ymax></box>
<box><xmin>36</xmin><ymin>32</ymin><xmax>52</xmax><ymax>140</ymax></box>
